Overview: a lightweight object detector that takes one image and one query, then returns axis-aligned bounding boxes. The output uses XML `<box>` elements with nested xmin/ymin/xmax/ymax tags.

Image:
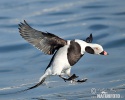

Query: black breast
<box><xmin>67</xmin><ymin>40</ymin><xmax>83</xmax><ymax>66</ymax></box>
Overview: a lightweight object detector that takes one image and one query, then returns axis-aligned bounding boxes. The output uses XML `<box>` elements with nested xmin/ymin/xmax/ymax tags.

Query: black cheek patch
<box><xmin>85</xmin><ymin>46</ymin><xmax>94</xmax><ymax>54</ymax></box>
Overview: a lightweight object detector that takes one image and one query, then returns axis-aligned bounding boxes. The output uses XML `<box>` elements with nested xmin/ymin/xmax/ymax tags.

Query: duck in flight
<box><xmin>18</xmin><ymin>20</ymin><xmax>108</xmax><ymax>91</ymax></box>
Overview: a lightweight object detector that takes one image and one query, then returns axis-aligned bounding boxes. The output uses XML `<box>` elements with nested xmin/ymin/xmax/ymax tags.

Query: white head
<box><xmin>85</xmin><ymin>43</ymin><xmax>108</xmax><ymax>55</ymax></box>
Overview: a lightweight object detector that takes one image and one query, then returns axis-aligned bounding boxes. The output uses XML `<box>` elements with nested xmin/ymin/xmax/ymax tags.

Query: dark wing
<box><xmin>85</xmin><ymin>34</ymin><xmax>93</xmax><ymax>43</ymax></box>
<box><xmin>18</xmin><ymin>20</ymin><xmax>67</xmax><ymax>55</ymax></box>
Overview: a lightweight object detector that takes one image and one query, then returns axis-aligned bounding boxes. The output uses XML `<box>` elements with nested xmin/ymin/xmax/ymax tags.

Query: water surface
<box><xmin>0</xmin><ymin>0</ymin><xmax>125</xmax><ymax>100</ymax></box>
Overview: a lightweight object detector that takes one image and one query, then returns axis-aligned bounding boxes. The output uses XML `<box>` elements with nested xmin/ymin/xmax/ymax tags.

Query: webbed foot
<box><xmin>77</xmin><ymin>78</ymin><xmax>87</xmax><ymax>83</ymax></box>
<box><xmin>59</xmin><ymin>74</ymin><xmax>78</xmax><ymax>82</ymax></box>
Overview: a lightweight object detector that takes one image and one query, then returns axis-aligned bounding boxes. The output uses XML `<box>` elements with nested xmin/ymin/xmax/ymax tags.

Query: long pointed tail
<box><xmin>0</xmin><ymin>77</ymin><xmax>46</xmax><ymax>95</ymax></box>
<box><xmin>0</xmin><ymin>69</ymin><xmax>52</xmax><ymax>95</ymax></box>
<box><xmin>15</xmin><ymin>76</ymin><xmax>46</xmax><ymax>93</ymax></box>
<box><xmin>22</xmin><ymin>68</ymin><xmax>51</xmax><ymax>92</ymax></box>
<box><xmin>21</xmin><ymin>72</ymin><xmax>50</xmax><ymax>92</ymax></box>
<box><xmin>19</xmin><ymin>68</ymin><xmax>52</xmax><ymax>93</ymax></box>
<box><xmin>24</xmin><ymin>77</ymin><xmax>46</xmax><ymax>91</ymax></box>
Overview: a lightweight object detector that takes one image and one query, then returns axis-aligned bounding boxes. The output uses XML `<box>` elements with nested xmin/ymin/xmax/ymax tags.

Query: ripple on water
<box><xmin>82</xmin><ymin>5</ymin><xmax>108</xmax><ymax>9</ymax></box>
<box><xmin>39</xmin><ymin>21</ymin><xmax>67</xmax><ymax>27</ymax></box>
<box><xmin>88</xmin><ymin>24</ymin><xmax>109</xmax><ymax>30</ymax></box>
<box><xmin>95</xmin><ymin>33</ymin><xmax>109</xmax><ymax>40</ymax></box>
<box><xmin>103</xmin><ymin>37</ymin><xmax>125</xmax><ymax>49</ymax></box>
<box><xmin>113</xmin><ymin>11</ymin><xmax>125</xmax><ymax>16</ymax></box>
<box><xmin>0</xmin><ymin>43</ymin><xmax>31</xmax><ymax>53</ymax></box>
<box><xmin>0</xmin><ymin>16</ymin><xmax>11</xmax><ymax>20</ymax></box>
<box><xmin>47</xmin><ymin>11</ymin><xmax>74</xmax><ymax>16</ymax></box>
<box><xmin>0</xmin><ymin>69</ymin><xmax>12</xmax><ymax>73</ymax></box>
<box><xmin>84</xmin><ymin>17</ymin><xmax>106</xmax><ymax>21</ymax></box>
<box><xmin>0</xmin><ymin>24</ymin><xmax>18</xmax><ymax>28</ymax></box>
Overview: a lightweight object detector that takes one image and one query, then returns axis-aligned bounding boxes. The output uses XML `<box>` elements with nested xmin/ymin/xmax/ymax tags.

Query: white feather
<box><xmin>39</xmin><ymin>40</ymin><xmax>71</xmax><ymax>81</ymax></box>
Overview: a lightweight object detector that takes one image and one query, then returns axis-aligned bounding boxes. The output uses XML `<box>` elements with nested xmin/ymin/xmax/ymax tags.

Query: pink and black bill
<box><xmin>100</xmin><ymin>51</ymin><xmax>108</xmax><ymax>55</ymax></box>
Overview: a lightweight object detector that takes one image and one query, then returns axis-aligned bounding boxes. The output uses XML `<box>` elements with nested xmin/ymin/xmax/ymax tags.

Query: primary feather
<box><xmin>19</xmin><ymin>20</ymin><xmax>67</xmax><ymax>55</ymax></box>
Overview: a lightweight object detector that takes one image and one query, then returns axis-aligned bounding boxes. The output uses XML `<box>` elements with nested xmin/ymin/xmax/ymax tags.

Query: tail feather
<box><xmin>0</xmin><ymin>78</ymin><xmax>46</xmax><ymax>95</ymax></box>
<box><xmin>25</xmin><ymin>77</ymin><xmax>46</xmax><ymax>91</ymax></box>
<box><xmin>24</xmin><ymin>68</ymin><xmax>51</xmax><ymax>92</ymax></box>
<box><xmin>23</xmin><ymin>70</ymin><xmax>51</xmax><ymax>92</ymax></box>
<box><xmin>16</xmin><ymin>77</ymin><xmax>46</xmax><ymax>93</ymax></box>
<box><xmin>0</xmin><ymin>69</ymin><xmax>51</xmax><ymax>95</ymax></box>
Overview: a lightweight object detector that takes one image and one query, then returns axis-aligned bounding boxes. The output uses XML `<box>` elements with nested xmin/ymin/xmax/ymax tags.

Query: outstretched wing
<box><xmin>18</xmin><ymin>20</ymin><xmax>67</xmax><ymax>55</ymax></box>
<box><xmin>85</xmin><ymin>34</ymin><xmax>93</xmax><ymax>43</ymax></box>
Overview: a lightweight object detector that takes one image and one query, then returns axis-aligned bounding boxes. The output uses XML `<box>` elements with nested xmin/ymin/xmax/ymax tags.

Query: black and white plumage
<box><xmin>19</xmin><ymin>21</ymin><xmax>66</xmax><ymax>55</ymax></box>
<box><xmin>18</xmin><ymin>20</ymin><xmax>108</xmax><ymax>91</ymax></box>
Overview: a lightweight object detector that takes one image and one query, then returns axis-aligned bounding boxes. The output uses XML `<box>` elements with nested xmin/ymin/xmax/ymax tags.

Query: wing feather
<box><xmin>19</xmin><ymin>20</ymin><xmax>67</xmax><ymax>55</ymax></box>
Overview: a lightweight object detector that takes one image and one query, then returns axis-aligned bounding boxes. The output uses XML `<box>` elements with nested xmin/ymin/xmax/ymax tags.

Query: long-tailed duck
<box><xmin>18</xmin><ymin>20</ymin><xmax>108</xmax><ymax>91</ymax></box>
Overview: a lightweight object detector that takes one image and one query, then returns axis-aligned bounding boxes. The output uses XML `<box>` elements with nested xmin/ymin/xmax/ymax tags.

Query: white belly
<box><xmin>51</xmin><ymin>45</ymin><xmax>71</xmax><ymax>75</ymax></box>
